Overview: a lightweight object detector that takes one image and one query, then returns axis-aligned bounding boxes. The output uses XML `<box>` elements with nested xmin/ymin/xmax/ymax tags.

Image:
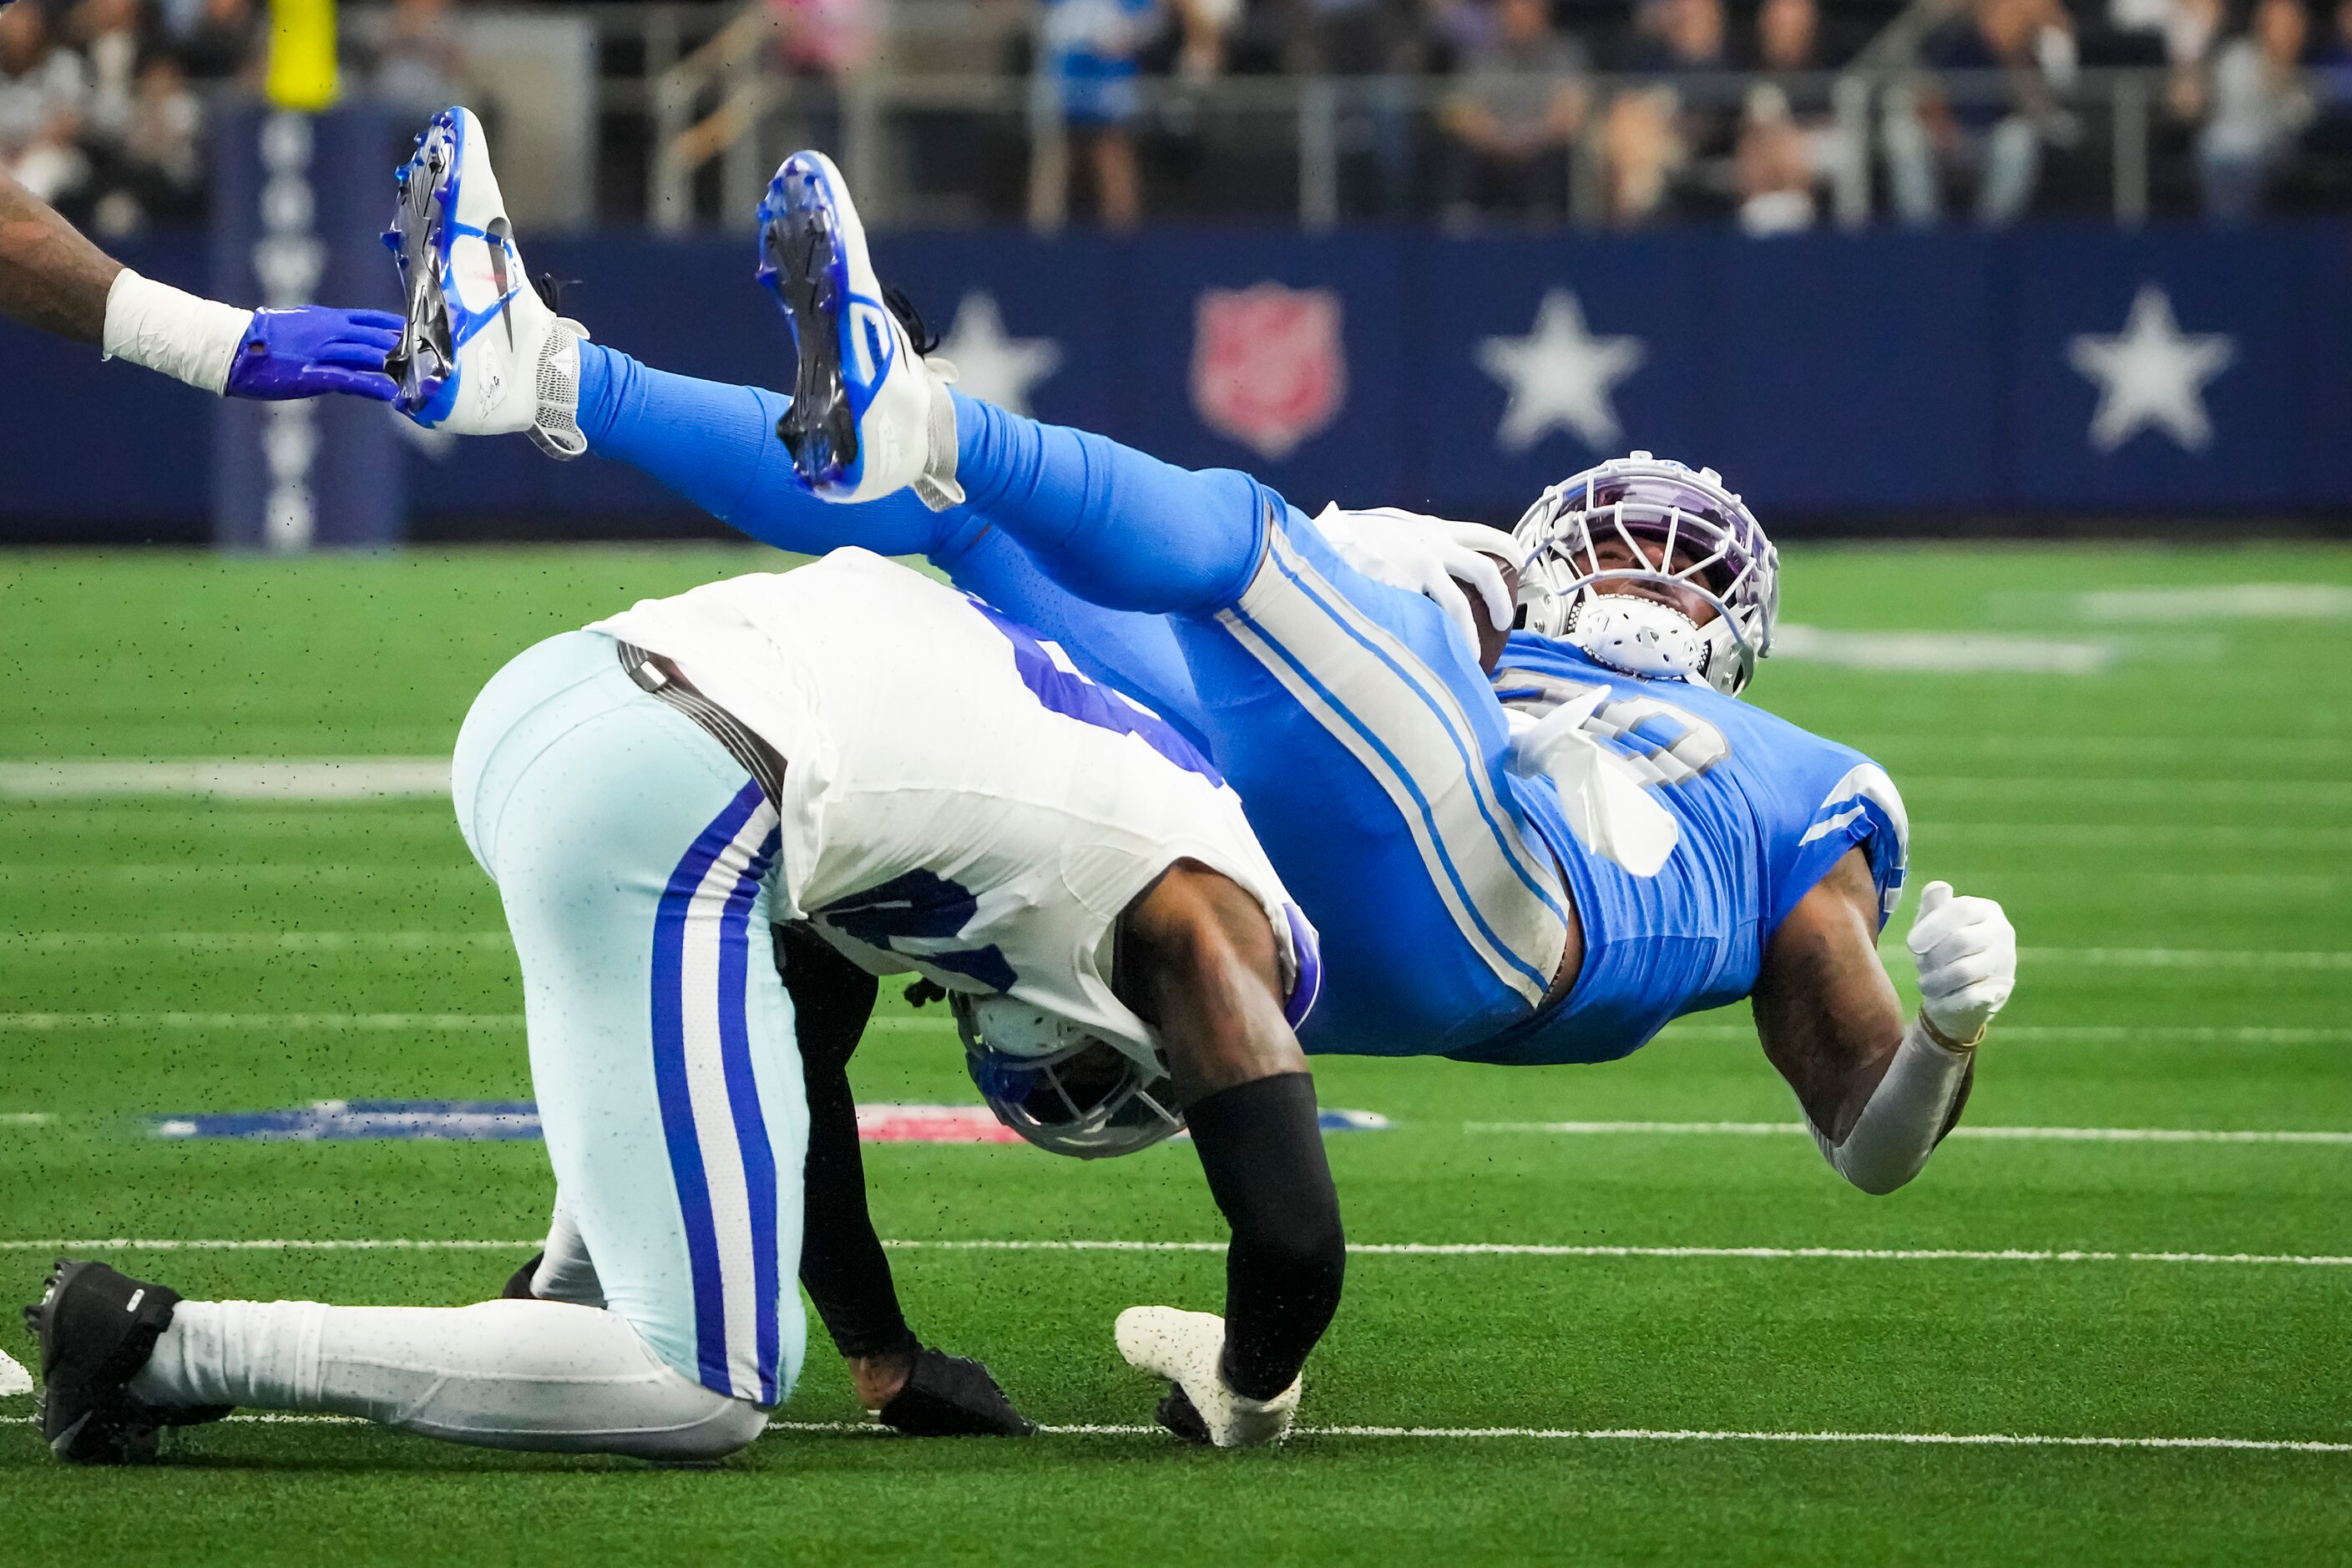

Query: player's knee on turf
<box><xmin>652</xmin><ymin>1382</ymin><xmax>771</xmax><ymax>1463</ymax></box>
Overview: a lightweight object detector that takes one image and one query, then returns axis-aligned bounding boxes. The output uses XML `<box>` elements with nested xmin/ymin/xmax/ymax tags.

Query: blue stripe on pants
<box><xmin>649</xmin><ymin>778</ymin><xmax>766</xmax><ymax>1396</ymax></box>
<box><xmin>715</xmin><ymin>823</ymin><xmax>785</xmax><ymax>1404</ymax></box>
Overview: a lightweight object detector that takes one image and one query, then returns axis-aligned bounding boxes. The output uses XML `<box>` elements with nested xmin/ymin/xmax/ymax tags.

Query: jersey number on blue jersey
<box><xmin>1497</xmin><ymin>670</ymin><xmax>1732</xmax><ymax>787</ymax></box>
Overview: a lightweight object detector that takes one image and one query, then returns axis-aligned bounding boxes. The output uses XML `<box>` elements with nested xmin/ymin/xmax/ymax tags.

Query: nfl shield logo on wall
<box><xmin>1191</xmin><ymin>284</ymin><xmax>1348</xmax><ymax>460</ymax></box>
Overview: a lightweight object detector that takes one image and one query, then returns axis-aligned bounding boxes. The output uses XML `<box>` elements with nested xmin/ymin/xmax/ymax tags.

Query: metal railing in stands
<box><xmin>566</xmin><ymin>5</ymin><xmax>2247</xmax><ymax>231</ymax></box>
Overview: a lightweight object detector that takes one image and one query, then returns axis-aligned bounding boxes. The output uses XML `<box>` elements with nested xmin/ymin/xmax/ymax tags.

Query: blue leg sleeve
<box><xmin>579</xmin><ymin>343</ymin><xmax>952</xmax><ymax>559</ymax></box>
<box><xmin>934</xmin><ymin>525</ymin><xmax>1208</xmax><ymax>747</ymax></box>
<box><xmin>572</xmin><ymin>346</ymin><xmax>1211</xmax><ymax>742</ymax></box>
<box><xmin>949</xmin><ymin>392</ymin><xmax>1267</xmax><ymax>617</ymax></box>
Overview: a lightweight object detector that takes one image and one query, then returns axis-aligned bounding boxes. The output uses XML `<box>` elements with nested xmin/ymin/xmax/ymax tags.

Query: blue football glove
<box><xmin>223</xmin><ymin>306</ymin><xmax>405</xmax><ymax>402</ymax></box>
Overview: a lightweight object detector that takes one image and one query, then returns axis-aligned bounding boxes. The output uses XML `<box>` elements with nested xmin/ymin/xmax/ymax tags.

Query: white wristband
<box><xmin>1806</xmin><ymin>1018</ymin><xmax>1973</xmax><ymax>1196</ymax></box>
<box><xmin>102</xmin><ymin>270</ymin><xmax>255</xmax><ymax>396</ymax></box>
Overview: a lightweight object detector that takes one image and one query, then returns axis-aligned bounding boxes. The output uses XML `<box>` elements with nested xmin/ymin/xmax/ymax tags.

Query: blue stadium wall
<box><xmin>6</xmin><ymin>222</ymin><xmax>2349</xmax><ymax>540</ymax></box>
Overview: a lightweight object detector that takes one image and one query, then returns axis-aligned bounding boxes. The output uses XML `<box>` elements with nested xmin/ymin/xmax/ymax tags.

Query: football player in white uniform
<box><xmin>23</xmin><ymin>552</ymin><xmax>1340</xmax><ymax>1464</ymax></box>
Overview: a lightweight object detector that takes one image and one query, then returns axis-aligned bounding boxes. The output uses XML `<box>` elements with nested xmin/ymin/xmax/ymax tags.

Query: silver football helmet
<box><xmin>955</xmin><ymin>994</ymin><xmax>1185</xmax><ymax>1160</ymax></box>
<box><xmin>1510</xmin><ymin>452</ymin><xmax>1780</xmax><ymax>696</ymax></box>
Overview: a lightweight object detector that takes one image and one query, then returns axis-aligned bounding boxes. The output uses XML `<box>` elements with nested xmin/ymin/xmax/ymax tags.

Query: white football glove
<box><xmin>1310</xmin><ymin>503</ymin><xmax>1519</xmax><ymax>660</ymax></box>
<box><xmin>1905</xmin><ymin>880</ymin><xmax>2016</xmax><ymax>1046</ymax></box>
<box><xmin>0</xmin><ymin>1346</ymin><xmax>29</xmax><ymax>1397</ymax></box>
<box><xmin>1115</xmin><ymin>1305</ymin><xmax>1299</xmax><ymax>1449</ymax></box>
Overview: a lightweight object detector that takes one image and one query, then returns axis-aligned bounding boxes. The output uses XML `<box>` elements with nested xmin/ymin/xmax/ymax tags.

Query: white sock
<box><xmin>129</xmin><ymin>1299</ymin><xmax>766</xmax><ymax>1461</ymax></box>
<box><xmin>530</xmin><ymin>1200</ymin><xmax>605</xmax><ymax>1308</ymax></box>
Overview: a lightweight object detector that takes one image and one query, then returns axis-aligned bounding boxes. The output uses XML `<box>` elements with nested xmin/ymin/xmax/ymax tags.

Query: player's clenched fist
<box><xmin>1116</xmin><ymin>1306</ymin><xmax>1299</xmax><ymax>1448</ymax></box>
<box><xmin>1906</xmin><ymin>881</ymin><xmax>2016</xmax><ymax>1046</ymax></box>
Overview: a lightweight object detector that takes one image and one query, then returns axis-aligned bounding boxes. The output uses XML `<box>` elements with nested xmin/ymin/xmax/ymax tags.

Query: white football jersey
<box><xmin>592</xmin><ymin>549</ymin><xmax>1315</xmax><ymax>1059</ymax></box>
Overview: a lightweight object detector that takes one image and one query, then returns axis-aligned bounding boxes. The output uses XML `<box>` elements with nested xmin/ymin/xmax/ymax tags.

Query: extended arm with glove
<box><xmin>1756</xmin><ymin>854</ymin><xmax>2017</xmax><ymax>1196</ymax></box>
<box><xmin>1808</xmin><ymin>880</ymin><xmax>2016</xmax><ymax>1193</ymax></box>
<box><xmin>104</xmin><ymin>272</ymin><xmax>403</xmax><ymax>402</ymax></box>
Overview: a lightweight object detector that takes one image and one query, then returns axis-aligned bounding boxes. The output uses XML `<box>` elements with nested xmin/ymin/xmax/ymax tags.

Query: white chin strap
<box><xmin>1567</xmin><ymin>597</ymin><xmax>1714</xmax><ymax>685</ymax></box>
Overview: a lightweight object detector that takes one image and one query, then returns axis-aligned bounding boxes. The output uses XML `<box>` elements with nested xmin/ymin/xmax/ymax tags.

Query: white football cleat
<box><xmin>1115</xmin><ymin>1305</ymin><xmax>1300</xmax><ymax>1449</ymax></box>
<box><xmin>756</xmin><ymin>149</ymin><xmax>962</xmax><ymax>508</ymax></box>
<box><xmin>386</xmin><ymin>106</ymin><xmax>588</xmax><ymax>458</ymax></box>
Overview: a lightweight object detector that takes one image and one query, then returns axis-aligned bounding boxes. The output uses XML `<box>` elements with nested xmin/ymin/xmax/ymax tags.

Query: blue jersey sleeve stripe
<box><xmin>1224</xmin><ymin>598</ymin><xmax>1554</xmax><ymax>1001</ymax></box>
<box><xmin>1264</xmin><ymin>525</ymin><xmax>1571</xmax><ymax>925</ymax></box>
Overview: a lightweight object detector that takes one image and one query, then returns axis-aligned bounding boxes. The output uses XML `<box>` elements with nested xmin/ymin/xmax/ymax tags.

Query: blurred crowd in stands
<box><xmin>1008</xmin><ymin>0</ymin><xmax>2352</xmax><ymax>225</ymax></box>
<box><xmin>4</xmin><ymin>0</ymin><xmax>2348</xmax><ymax>231</ymax></box>
<box><xmin>0</xmin><ymin>0</ymin><xmax>470</xmax><ymax>231</ymax></box>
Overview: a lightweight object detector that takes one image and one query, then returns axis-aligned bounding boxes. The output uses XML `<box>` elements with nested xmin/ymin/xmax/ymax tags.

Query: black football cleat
<box><xmin>878</xmin><ymin>1347</ymin><xmax>1038</xmax><ymax>1437</ymax></box>
<box><xmin>501</xmin><ymin>1252</ymin><xmax>546</xmax><ymax>1301</ymax></box>
<box><xmin>1153</xmin><ymin>1382</ymin><xmax>1213</xmax><ymax>1446</ymax></box>
<box><xmin>21</xmin><ymin>1259</ymin><xmax>220</xmax><ymax>1464</ymax></box>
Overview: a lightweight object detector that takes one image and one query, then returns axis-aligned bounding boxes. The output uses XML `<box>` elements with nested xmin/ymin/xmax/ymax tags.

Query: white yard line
<box><xmin>1651</xmin><ymin>1024</ymin><xmax>2350</xmax><ymax>1044</ymax></box>
<box><xmin>1900</xmin><ymin>776</ymin><xmax>2352</xmax><ymax>805</ymax></box>
<box><xmin>0</xmin><ymin>761</ymin><xmax>448</xmax><ymax>801</ymax></box>
<box><xmin>0</xmin><ymin>864</ymin><xmax>476</xmax><ymax>883</ymax></box>
<box><xmin>0</xmin><ymin>1014</ymin><xmax>524</xmax><ymax>1030</ymax></box>
<box><xmin>2014</xmin><ymin>948</ymin><xmax>2352</xmax><ymax>971</ymax></box>
<box><xmin>1914</xmin><ymin>823</ymin><xmax>2352</xmax><ymax>848</ymax></box>
<box><xmin>2072</xmin><ymin>584</ymin><xmax>2352</xmax><ymax>623</ymax></box>
<box><xmin>8</xmin><ymin>940</ymin><xmax>2339</xmax><ymax>971</ymax></box>
<box><xmin>1470</xmin><ymin>1120</ymin><xmax>2352</xmax><ymax>1145</ymax></box>
<box><xmin>0</xmin><ymin>1410</ymin><xmax>2338</xmax><ymax>1451</ymax></box>
<box><xmin>1</xmin><ymin>933</ymin><xmax>509</xmax><ymax>952</ymax></box>
<box><xmin>0</xmin><ymin>1238</ymin><xmax>2344</xmax><ymax>1267</ymax></box>
<box><xmin>1770</xmin><ymin>626</ymin><xmax>2118</xmax><ymax>675</ymax></box>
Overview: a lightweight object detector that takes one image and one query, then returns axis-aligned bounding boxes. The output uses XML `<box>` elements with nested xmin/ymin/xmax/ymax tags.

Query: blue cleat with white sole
<box><xmin>756</xmin><ymin>150</ymin><xmax>963</xmax><ymax>509</ymax></box>
<box><xmin>385</xmin><ymin>107</ymin><xmax>588</xmax><ymax>458</ymax></box>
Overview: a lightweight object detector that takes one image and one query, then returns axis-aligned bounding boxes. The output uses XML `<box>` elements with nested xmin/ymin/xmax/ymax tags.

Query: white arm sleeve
<box><xmin>1806</xmin><ymin>1019</ymin><xmax>1974</xmax><ymax>1195</ymax></box>
<box><xmin>101</xmin><ymin>269</ymin><xmax>253</xmax><ymax>395</ymax></box>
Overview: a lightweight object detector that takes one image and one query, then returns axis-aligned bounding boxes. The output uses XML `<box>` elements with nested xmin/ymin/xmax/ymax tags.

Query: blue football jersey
<box><xmin>1455</xmin><ymin>634</ymin><xmax>1909</xmax><ymax>1067</ymax></box>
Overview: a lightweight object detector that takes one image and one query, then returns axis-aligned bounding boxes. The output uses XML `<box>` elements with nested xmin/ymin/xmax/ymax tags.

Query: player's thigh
<box><xmin>1179</xmin><ymin>502</ymin><xmax>1570</xmax><ymax>1035</ymax></box>
<box><xmin>484</xmin><ymin>695</ymin><xmax>808</xmax><ymax>1409</ymax></box>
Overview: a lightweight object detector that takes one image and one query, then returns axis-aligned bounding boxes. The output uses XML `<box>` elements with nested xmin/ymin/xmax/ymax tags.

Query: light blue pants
<box><xmin>451</xmin><ymin>629</ymin><xmax>807</xmax><ymax>1407</ymax></box>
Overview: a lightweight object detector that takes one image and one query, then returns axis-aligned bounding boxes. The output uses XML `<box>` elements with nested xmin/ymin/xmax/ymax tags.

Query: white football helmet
<box><xmin>955</xmin><ymin>994</ymin><xmax>1185</xmax><ymax>1160</ymax></box>
<box><xmin>1511</xmin><ymin>453</ymin><xmax>1780</xmax><ymax>696</ymax></box>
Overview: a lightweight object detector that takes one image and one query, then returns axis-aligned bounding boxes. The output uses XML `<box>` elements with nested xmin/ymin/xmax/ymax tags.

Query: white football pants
<box><xmin>131</xmin><ymin>630</ymin><xmax>810</xmax><ymax>1458</ymax></box>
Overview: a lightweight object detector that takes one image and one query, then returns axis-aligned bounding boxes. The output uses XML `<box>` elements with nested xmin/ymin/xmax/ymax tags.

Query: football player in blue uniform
<box><xmin>394</xmin><ymin>119</ymin><xmax>2018</xmax><ymax>1206</ymax></box>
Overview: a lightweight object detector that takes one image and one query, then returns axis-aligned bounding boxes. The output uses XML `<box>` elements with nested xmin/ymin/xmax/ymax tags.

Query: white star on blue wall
<box><xmin>2067</xmin><ymin>286</ymin><xmax>2236</xmax><ymax>454</ymax></box>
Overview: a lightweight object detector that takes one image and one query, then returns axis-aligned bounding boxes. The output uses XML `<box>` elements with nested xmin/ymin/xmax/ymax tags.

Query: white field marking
<box><xmin>0</xmin><ymin>932</ymin><xmax>510</xmax><ymax>953</ymax></box>
<box><xmin>1648</xmin><ymin>1024</ymin><xmax>2352</xmax><ymax>1045</ymax></box>
<box><xmin>0</xmin><ymin>863</ymin><xmax>476</xmax><ymax>884</ymax></box>
<box><xmin>1871</xmin><ymin>946</ymin><xmax>2352</xmax><ymax>974</ymax></box>
<box><xmin>1972</xmin><ymin>872</ymin><xmax>2344</xmax><ymax>898</ymax></box>
<box><xmin>1771</xmin><ymin>625</ymin><xmax>2117</xmax><ymax>675</ymax></box>
<box><xmin>1469</xmin><ymin>1120</ymin><xmax>2352</xmax><ymax>1146</ymax></box>
<box><xmin>1900</xmin><ymin>776</ymin><xmax>2352</xmax><ymax>806</ymax></box>
<box><xmin>0</xmin><ymin>1412</ymin><xmax>2339</xmax><ymax>1452</ymax></box>
<box><xmin>2074</xmin><ymin>584</ymin><xmax>2352</xmax><ymax>623</ymax></box>
<box><xmin>1913</xmin><ymin>823</ymin><xmax>2352</xmax><ymax>849</ymax></box>
<box><xmin>0</xmin><ymin>1013</ymin><xmax>523</xmax><ymax>1031</ymax></box>
<box><xmin>0</xmin><ymin>760</ymin><xmax>448</xmax><ymax>801</ymax></box>
<box><xmin>2016</xmin><ymin>948</ymin><xmax>2352</xmax><ymax>972</ymax></box>
<box><xmin>3</xmin><ymin>1238</ymin><xmax>2347</xmax><ymax>1268</ymax></box>
<box><xmin>1848</xmin><ymin>733</ymin><xmax>2352</xmax><ymax>761</ymax></box>
<box><xmin>0</xmin><ymin>1113</ymin><xmax>53</xmax><ymax>1126</ymax></box>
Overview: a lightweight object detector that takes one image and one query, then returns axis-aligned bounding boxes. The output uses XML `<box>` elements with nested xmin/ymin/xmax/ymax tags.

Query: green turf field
<box><xmin>1</xmin><ymin>543</ymin><xmax>2347</xmax><ymax>1565</ymax></box>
